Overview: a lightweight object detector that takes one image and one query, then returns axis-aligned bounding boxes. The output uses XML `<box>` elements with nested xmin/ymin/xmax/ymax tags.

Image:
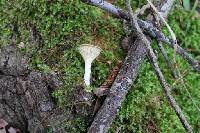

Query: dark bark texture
<box><xmin>0</xmin><ymin>45</ymin><xmax>65</xmax><ymax>133</ymax></box>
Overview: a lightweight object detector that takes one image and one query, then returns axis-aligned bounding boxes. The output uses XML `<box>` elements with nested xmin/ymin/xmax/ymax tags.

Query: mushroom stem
<box><xmin>78</xmin><ymin>44</ymin><xmax>101</xmax><ymax>87</ymax></box>
<box><xmin>84</xmin><ymin>60</ymin><xmax>92</xmax><ymax>86</ymax></box>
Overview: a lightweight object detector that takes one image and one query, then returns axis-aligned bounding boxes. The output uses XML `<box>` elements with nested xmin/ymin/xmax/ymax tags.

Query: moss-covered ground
<box><xmin>0</xmin><ymin>0</ymin><xmax>200</xmax><ymax>132</ymax></box>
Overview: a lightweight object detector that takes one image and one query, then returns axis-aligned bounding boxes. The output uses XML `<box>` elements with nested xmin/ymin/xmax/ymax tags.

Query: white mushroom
<box><xmin>78</xmin><ymin>44</ymin><xmax>101</xmax><ymax>86</ymax></box>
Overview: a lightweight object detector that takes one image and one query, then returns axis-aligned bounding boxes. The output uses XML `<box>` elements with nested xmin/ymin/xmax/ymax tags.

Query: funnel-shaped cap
<box><xmin>78</xmin><ymin>44</ymin><xmax>101</xmax><ymax>62</ymax></box>
<box><xmin>78</xmin><ymin>44</ymin><xmax>101</xmax><ymax>86</ymax></box>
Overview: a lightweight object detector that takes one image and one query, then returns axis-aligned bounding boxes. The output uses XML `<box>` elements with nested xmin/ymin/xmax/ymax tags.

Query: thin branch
<box><xmin>166</xmin><ymin>41</ymin><xmax>200</xmax><ymax>73</ymax></box>
<box><xmin>135</xmin><ymin>3</ymin><xmax>150</xmax><ymax>16</ymax></box>
<box><xmin>147</xmin><ymin>0</ymin><xmax>178</xmax><ymax>63</ymax></box>
<box><xmin>84</xmin><ymin>0</ymin><xmax>195</xmax><ymax>132</ymax></box>
<box><xmin>126</xmin><ymin>0</ymin><xmax>192</xmax><ymax>132</ymax></box>
<box><xmin>172</xmin><ymin>68</ymin><xmax>200</xmax><ymax>114</ymax></box>
<box><xmin>157</xmin><ymin>42</ymin><xmax>178</xmax><ymax>78</ymax></box>
<box><xmin>147</xmin><ymin>44</ymin><xmax>193</xmax><ymax>133</ymax></box>
<box><xmin>81</xmin><ymin>0</ymin><xmax>200</xmax><ymax>73</ymax></box>
<box><xmin>80</xmin><ymin>0</ymin><xmax>171</xmax><ymax>45</ymax></box>
<box><xmin>159</xmin><ymin>0</ymin><xmax>175</xmax><ymax>19</ymax></box>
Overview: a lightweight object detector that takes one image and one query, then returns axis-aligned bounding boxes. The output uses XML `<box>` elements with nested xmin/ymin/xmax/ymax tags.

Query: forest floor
<box><xmin>0</xmin><ymin>0</ymin><xmax>200</xmax><ymax>132</ymax></box>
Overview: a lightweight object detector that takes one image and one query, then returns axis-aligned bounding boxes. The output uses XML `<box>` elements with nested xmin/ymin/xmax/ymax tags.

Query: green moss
<box><xmin>109</xmin><ymin>7</ymin><xmax>200</xmax><ymax>133</ymax></box>
<box><xmin>1</xmin><ymin>1</ymin><xmax>200</xmax><ymax>132</ymax></box>
<box><xmin>164</xmin><ymin>7</ymin><xmax>200</xmax><ymax>50</ymax></box>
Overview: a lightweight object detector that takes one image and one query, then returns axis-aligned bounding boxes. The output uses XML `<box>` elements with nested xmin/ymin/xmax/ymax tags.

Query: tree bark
<box><xmin>0</xmin><ymin>46</ymin><xmax>65</xmax><ymax>133</ymax></box>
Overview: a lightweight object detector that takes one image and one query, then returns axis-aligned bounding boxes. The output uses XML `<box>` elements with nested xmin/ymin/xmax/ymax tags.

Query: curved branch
<box><xmin>125</xmin><ymin>0</ymin><xmax>192</xmax><ymax>131</ymax></box>
<box><xmin>85</xmin><ymin>0</ymin><xmax>192</xmax><ymax>132</ymax></box>
<box><xmin>81</xmin><ymin>0</ymin><xmax>200</xmax><ymax>73</ymax></box>
<box><xmin>80</xmin><ymin>0</ymin><xmax>170</xmax><ymax>44</ymax></box>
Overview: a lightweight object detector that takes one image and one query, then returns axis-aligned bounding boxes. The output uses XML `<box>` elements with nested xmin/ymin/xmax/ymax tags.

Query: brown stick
<box><xmin>94</xmin><ymin>61</ymin><xmax>122</xmax><ymax>97</ymax></box>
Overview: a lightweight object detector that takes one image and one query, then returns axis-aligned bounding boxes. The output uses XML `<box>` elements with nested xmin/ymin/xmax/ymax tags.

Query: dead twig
<box><xmin>126</xmin><ymin>0</ymin><xmax>192</xmax><ymax>132</ymax></box>
<box><xmin>157</xmin><ymin>42</ymin><xmax>178</xmax><ymax>78</ymax></box>
<box><xmin>80</xmin><ymin>0</ymin><xmax>172</xmax><ymax>44</ymax></box>
<box><xmin>147</xmin><ymin>0</ymin><xmax>178</xmax><ymax>63</ymax></box>
<box><xmin>83</xmin><ymin>0</ymin><xmax>197</xmax><ymax>132</ymax></box>
<box><xmin>94</xmin><ymin>61</ymin><xmax>122</xmax><ymax>97</ymax></box>
<box><xmin>81</xmin><ymin>0</ymin><xmax>200</xmax><ymax>73</ymax></box>
<box><xmin>159</xmin><ymin>0</ymin><xmax>175</xmax><ymax>19</ymax></box>
<box><xmin>86</xmin><ymin>0</ymin><xmax>177</xmax><ymax>132</ymax></box>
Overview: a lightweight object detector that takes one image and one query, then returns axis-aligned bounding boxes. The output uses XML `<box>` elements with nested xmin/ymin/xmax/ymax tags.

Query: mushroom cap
<box><xmin>78</xmin><ymin>44</ymin><xmax>101</xmax><ymax>62</ymax></box>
